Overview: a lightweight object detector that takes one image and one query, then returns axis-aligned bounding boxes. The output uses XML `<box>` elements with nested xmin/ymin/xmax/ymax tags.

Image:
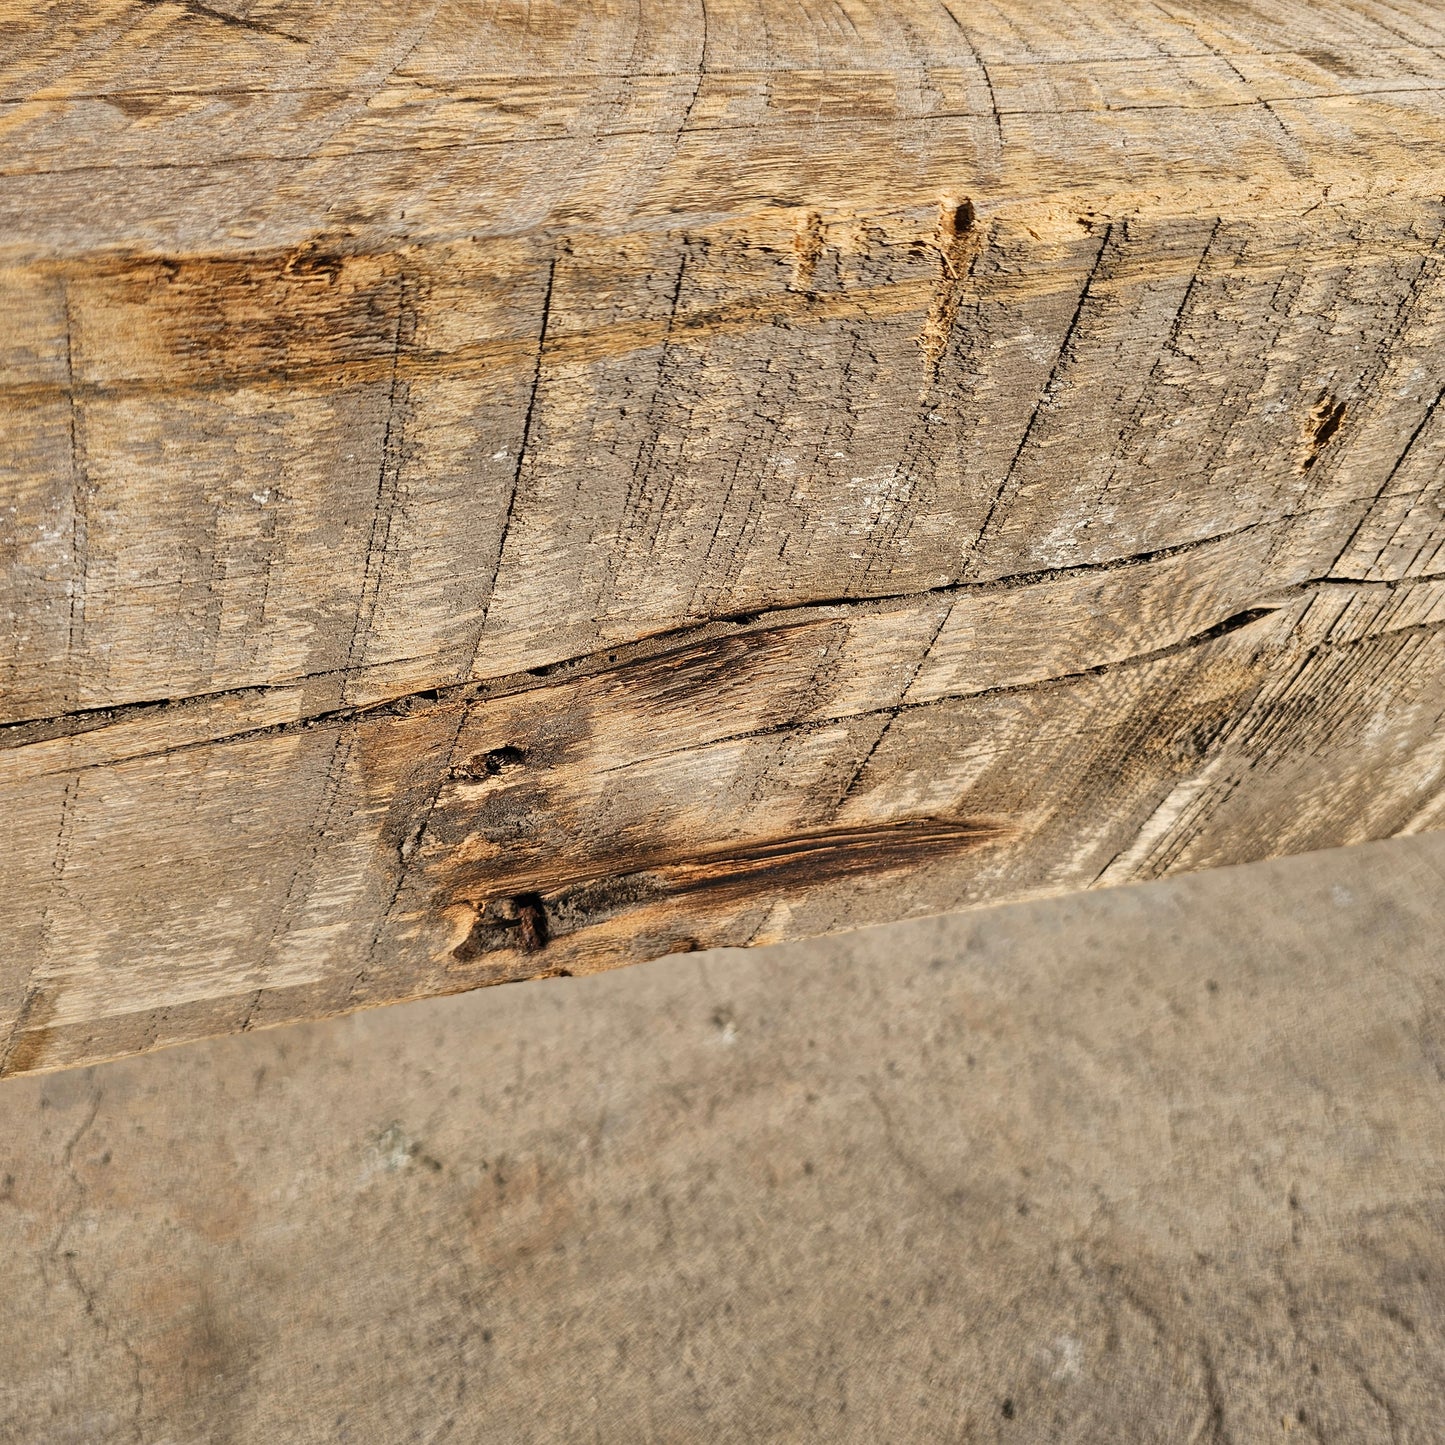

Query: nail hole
<box><xmin>511</xmin><ymin>892</ymin><xmax>548</xmax><ymax>952</ymax></box>
<box><xmin>940</xmin><ymin>195</ymin><xmax>976</xmax><ymax>237</ymax></box>
<box><xmin>454</xmin><ymin>744</ymin><xmax>526</xmax><ymax>781</ymax></box>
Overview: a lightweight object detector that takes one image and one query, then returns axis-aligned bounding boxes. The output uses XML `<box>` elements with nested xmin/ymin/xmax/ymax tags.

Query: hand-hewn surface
<box><xmin>5</xmin><ymin>0</ymin><xmax>1445</xmax><ymax>1072</ymax></box>
<box><xmin>3</xmin><ymin>835</ymin><xmax>1445</xmax><ymax>1443</ymax></box>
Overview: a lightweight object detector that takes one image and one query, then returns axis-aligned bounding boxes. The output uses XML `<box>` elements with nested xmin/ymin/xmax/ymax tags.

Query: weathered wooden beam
<box><xmin>5</xmin><ymin>0</ymin><xmax>1445</xmax><ymax>1075</ymax></box>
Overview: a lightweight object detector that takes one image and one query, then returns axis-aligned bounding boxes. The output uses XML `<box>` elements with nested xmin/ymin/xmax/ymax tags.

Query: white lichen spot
<box><xmin>360</xmin><ymin>1122</ymin><xmax>416</xmax><ymax>1182</ymax></box>
<box><xmin>1035</xmin><ymin>1333</ymin><xmax>1084</xmax><ymax>1382</ymax></box>
<box><xmin>711</xmin><ymin>1008</ymin><xmax>738</xmax><ymax>1046</ymax></box>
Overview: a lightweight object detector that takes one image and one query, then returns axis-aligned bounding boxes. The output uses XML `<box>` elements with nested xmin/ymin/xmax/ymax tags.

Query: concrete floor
<box><xmin>3</xmin><ymin>836</ymin><xmax>1445</xmax><ymax>1444</ymax></box>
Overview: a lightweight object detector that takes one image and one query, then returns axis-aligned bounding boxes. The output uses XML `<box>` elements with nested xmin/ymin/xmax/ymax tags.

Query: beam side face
<box><xmin>3</xmin><ymin>0</ymin><xmax>1445</xmax><ymax>1072</ymax></box>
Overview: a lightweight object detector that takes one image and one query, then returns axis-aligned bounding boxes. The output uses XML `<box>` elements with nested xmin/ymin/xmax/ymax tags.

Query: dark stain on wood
<box><xmin>453</xmin><ymin>744</ymin><xmax>527</xmax><ymax>782</ymax></box>
<box><xmin>589</xmin><ymin>623</ymin><xmax>850</xmax><ymax>721</ymax></box>
<box><xmin>514</xmin><ymin>894</ymin><xmax>549</xmax><ymax>952</ymax></box>
<box><xmin>73</xmin><ymin>250</ymin><xmax>422</xmax><ymax>386</ymax></box>
<box><xmin>449</xmin><ymin>816</ymin><xmax>1007</xmax><ymax>963</ymax></box>
<box><xmin>0</xmin><ymin>989</ymin><xmax>59</xmax><ymax>1078</ymax></box>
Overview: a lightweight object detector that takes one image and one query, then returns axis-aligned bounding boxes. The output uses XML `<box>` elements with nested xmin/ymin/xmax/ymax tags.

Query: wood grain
<box><xmin>4</xmin><ymin>0</ymin><xmax>1445</xmax><ymax>1073</ymax></box>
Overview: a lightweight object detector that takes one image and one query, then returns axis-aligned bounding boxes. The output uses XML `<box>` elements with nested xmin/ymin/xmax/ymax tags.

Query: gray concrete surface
<box><xmin>3</xmin><ymin>836</ymin><xmax>1445</xmax><ymax>1443</ymax></box>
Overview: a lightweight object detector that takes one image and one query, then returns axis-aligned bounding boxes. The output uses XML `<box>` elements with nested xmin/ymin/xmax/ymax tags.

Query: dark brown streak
<box><xmin>449</xmin><ymin>816</ymin><xmax>1006</xmax><ymax>960</ymax></box>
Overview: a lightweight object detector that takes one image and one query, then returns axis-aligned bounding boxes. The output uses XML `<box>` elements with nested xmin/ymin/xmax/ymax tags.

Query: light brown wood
<box><xmin>5</xmin><ymin>0</ymin><xmax>1445</xmax><ymax>1074</ymax></box>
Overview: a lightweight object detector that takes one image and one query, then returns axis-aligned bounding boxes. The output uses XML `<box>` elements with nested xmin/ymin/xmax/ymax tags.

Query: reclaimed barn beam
<box><xmin>5</xmin><ymin>0</ymin><xmax>1445</xmax><ymax>1074</ymax></box>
